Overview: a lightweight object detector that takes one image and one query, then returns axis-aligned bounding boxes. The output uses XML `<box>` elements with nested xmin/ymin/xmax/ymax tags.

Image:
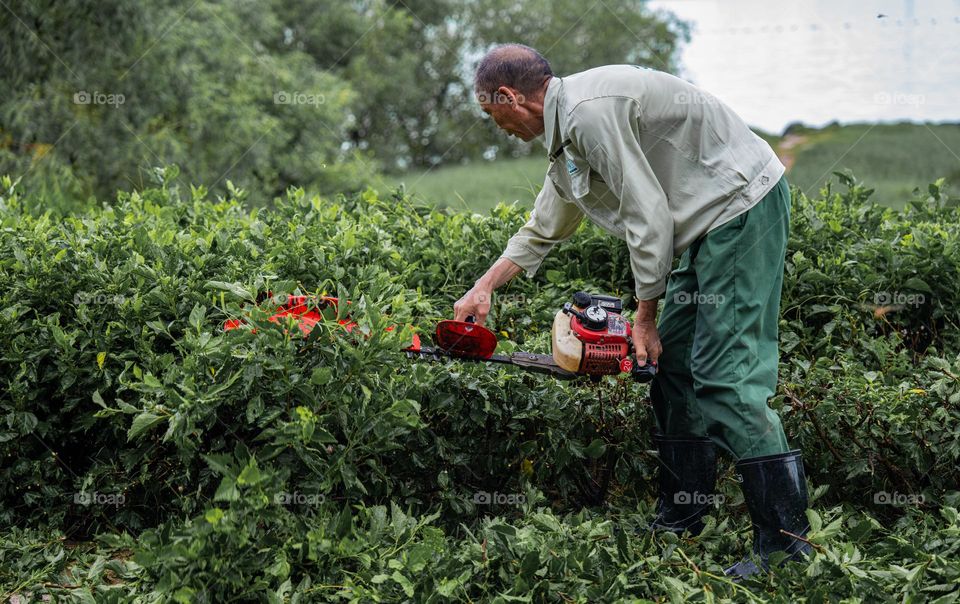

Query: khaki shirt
<box><xmin>499</xmin><ymin>65</ymin><xmax>785</xmax><ymax>300</ymax></box>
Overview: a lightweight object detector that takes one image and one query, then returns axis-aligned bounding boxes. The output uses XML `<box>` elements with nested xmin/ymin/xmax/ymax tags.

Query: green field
<box><xmin>381</xmin><ymin>156</ymin><xmax>546</xmax><ymax>213</ymax></box>
<box><xmin>388</xmin><ymin>122</ymin><xmax>960</xmax><ymax>211</ymax></box>
<box><xmin>786</xmin><ymin>122</ymin><xmax>960</xmax><ymax>206</ymax></box>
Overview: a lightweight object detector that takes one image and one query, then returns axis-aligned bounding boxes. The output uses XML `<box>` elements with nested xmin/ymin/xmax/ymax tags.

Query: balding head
<box><xmin>474</xmin><ymin>44</ymin><xmax>553</xmax><ymax>103</ymax></box>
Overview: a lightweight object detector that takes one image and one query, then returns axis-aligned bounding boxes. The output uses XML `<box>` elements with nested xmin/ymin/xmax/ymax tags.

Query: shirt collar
<box><xmin>542</xmin><ymin>76</ymin><xmax>562</xmax><ymax>154</ymax></box>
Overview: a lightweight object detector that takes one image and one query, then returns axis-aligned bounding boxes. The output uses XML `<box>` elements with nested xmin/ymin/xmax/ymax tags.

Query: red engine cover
<box><xmin>570</xmin><ymin>312</ymin><xmax>631</xmax><ymax>374</ymax></box>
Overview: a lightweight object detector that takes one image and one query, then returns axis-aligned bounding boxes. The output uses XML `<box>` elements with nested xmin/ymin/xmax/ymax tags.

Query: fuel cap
<box><xmin>572</xmin><ymin>291</ymin><xmax>592</xmax><ymax>308</ymax></box>
<box><xmin>582</xmin><ymin>304</ymin><xmax>608</xmax><ymax>330</ymax></box>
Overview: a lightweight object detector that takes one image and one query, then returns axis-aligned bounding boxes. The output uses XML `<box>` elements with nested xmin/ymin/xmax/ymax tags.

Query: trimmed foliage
<box><xmin>1</xmin><ymin>171</ymin><xmax>958</xmax><ymax>602</ymax></box>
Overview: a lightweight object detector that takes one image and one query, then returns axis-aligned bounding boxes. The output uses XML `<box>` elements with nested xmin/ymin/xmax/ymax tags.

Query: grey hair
<box><xmin>474</xmin><ymin>44</ymin><xmax>553</xmax><ymax>102</ymax></box>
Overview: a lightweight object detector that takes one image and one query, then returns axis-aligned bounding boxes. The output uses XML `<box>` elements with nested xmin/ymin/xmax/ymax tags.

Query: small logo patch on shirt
<box><xmin>566</xmin><ymin>158</ymin><xmax>580</xmax><ymax>175</ymax></box>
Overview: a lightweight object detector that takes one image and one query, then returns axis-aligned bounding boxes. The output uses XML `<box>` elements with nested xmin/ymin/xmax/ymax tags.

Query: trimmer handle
<box><xmin>631</xmin><ymin>359</ymin><xmax>657</xmax><ymax>383</ymax></box>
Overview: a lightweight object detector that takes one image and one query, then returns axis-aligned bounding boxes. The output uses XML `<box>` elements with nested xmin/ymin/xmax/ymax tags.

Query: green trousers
<box><xmin>650</xmin><ymin>176</ymin><xmax>792</xmax><ymax>460</ymax></box>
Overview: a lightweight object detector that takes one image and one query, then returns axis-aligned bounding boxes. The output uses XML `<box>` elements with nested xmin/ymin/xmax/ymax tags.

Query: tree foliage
<box><xmin>0</xmin><ymin>0</ymin><xmax>688</xmax><ymax>208</ymax></box>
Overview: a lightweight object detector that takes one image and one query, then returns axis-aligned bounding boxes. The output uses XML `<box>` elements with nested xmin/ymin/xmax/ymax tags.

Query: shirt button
<box><xmin>761</xmin><ymin>176</ymin><xmax>770</xmax><ymax>185</ymax></box>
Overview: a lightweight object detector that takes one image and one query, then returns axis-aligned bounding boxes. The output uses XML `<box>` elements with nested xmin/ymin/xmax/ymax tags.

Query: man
<box><xmin>453</xmin><ymin>44</ymin><xmax>812</xmax><ymax>579</ymax></box>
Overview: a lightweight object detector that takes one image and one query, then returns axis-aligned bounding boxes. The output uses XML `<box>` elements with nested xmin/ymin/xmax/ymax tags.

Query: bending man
<box><xmin>453</xmin><ymin>44</ymin><xmax>811</xmax><ymax>579</ymax></box>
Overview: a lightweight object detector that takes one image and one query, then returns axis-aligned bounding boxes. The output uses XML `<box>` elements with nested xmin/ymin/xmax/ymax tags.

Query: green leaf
<box><xmin>311</xmin><ymin>426</ymin><xmax>336</xmax><ymax>444</ymax></box>
<box><xmin>488</xmin><ymin>523</ymin><xmax>517</xmax><ymax>538</ymax></box>
<box><xmin>391</xmin><ymin>570</ymin><xmax>414</xmax><ymax>597</ymax></box>
<box><xmin>213</xmin><ymin>477</ymin><xmax>240</xmax><ymax>502</ymax></box>
<box><xmin>189</xmin><ymin>303</ymin><xmax>206</xmax><ymax>332</ymax></box>
<box><xmin>205</xmin><ymin>507</ymin><xmax>225</xmax><ymax>525</ymax></box>
<box><xmin>127</xmin><ymin>412</ymin><xmax>165</xmax><ymax>441</ymax></box>
<box><xmin>406</xmin><ymin>543</ymin><xmax>433</xmax><ymax>573</ymax></box>
<box><xmin>236</xmin><ymin>458</ymin><xmax>263</xmax><ymax>486</ymax></box>
<box><xmin>172</xmin><ymin>588</ymin><xmax>196</xmax><ymax>604</ymax></box>
<box><xmin>205</xmin><ymin>280</ymin><xmax>253</xmax><ymax>301</ymax></box>
<box><xmin>203</xmin><ymin>454</ymin><xmax>236</xmax><ymax>477</ymax></box>
<box><xmin>903</xmin><ymin>277</ymin><xmax>933</xmax><ymax>294</ymax></box>
<box><xmin>545</xmin><ymin>269</ymin><xmax>564</xmax><ymax>284</ymax></box>
<box><xmin>584</xmin><ymin>438</ymin><xmax>607</xmax><ymax>459</ymax></box>
<box><xmin>311</xmin><ymin>366</ymin><xmax>334</xmax><ymax>385</ymax></box>
<box><xmin>520</xmin><ymin>551</ymin><xmax>541</xmax><ymax>577</ymax></box>
<box><xmin>266</xmin><ymin>552</ymin><xmax>290</xmax><ymax>579</ymax></box>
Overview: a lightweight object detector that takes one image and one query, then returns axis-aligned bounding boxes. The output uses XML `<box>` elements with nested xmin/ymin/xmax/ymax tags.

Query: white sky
<box><xmin>647</xmin><ymin>0</ymin><xmax>960</xmax><ymax>133</ymax></box>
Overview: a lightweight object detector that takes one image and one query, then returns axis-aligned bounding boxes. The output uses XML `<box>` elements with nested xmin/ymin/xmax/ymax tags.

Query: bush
<box><xmin>1</xmin><ymin>172</ymin><xmax>958</xmax><ymax>602</ymax></box>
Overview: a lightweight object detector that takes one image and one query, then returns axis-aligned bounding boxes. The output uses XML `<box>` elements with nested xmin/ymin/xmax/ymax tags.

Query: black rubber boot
<box><xmin>648</xmin><ymin>434</ymin><xmax>718</xmax><ymax>536</ymax></box>
<box><xmin>724</xmin><ymin>449</ymin><xmax>813</xmax><ymax>579</ymax></box>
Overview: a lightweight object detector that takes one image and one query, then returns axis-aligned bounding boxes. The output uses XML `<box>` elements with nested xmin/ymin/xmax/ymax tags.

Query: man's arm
<box><xmin>454</xmin><ymin>175</ymin><xmax>583</xmax><ymax>324</ymax></box>
<box><xmin>567</xmin><ymin>97</ymin><xmax>672</xmax><ymax>364</ymax></box>
<box><xmin>453</xmin><ymin>257</ymin><xmax>524</xmax><ymax>323</ymax></box>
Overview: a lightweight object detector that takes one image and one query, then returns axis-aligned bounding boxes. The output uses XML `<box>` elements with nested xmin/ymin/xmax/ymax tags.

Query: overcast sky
<box><xmin>647</xmin><ymin>0</ymin><xmax>960</xmax><ymax>133</ymax></box>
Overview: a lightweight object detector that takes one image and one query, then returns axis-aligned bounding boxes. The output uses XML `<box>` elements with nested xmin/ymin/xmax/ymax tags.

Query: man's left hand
<box><xmin>632</xmin><ymin>319</ymin><xmax>662</xmax><ymax>366</ymax></box>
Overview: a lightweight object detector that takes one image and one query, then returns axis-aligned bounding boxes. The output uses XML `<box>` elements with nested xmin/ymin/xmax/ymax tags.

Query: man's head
<box><xmin>474</xmin><ymin>44</ymin><xmax>553</xmax><ymax>141</ymax></box>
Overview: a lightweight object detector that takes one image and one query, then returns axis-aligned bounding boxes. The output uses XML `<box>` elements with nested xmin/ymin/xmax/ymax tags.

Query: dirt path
<box><xmin>776</xmin><ymin>133</ymin><xmax>810</xmax><ymax>172</ymax></box>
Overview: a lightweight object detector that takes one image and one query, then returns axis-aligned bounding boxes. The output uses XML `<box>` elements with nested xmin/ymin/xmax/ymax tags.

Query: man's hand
<box><xmin>632</xmin><ymin>298</ymin><xmax>661</xmax><ymax>366</ymax></box>
<box><xmin>453</xmin><ymin>258</ymin><xmax>525</xmax><ymax>324</ymax></box>
<box><xmin>632</xmin><ymin>320</ymin><xmax>662</xmax><ymax>366</ymax></box>
<box><xmin>453</xmin><ymin>285</ymin><xmax>493</xmax><ymax>325</ymax></box>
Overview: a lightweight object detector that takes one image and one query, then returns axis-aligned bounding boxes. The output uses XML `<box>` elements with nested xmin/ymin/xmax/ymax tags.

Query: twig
<box><xmin>932</xmin><ymin>367</ymin><xmax>959</xmax><ymax>382</ymax></box>
<box><xmin>675</xmin><ymin>546</ymin><xmax>701</xmax><ymax>577</ymax></box>
<box><xmin>780</xmin><ymin>529</ymin><xmax>826</xmax><ymax>552</ymax></box>
<box><xmin>786</xmin><ymin>388</ymin><xmax>844</xmax><ymax>464</ymax></box>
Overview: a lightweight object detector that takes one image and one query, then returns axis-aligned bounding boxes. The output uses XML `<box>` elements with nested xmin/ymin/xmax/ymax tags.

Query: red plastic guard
<box><xmin>434</xmin><ymin>320</ymin><xmax>497</xmax><ymax>359</ymax></box>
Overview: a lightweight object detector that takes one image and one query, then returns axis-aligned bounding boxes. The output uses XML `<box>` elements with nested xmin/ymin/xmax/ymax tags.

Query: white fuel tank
<box><xmin>551</xmin><ymin>308</ymin><xmax>583</xmax><ymax>373</ymax></box>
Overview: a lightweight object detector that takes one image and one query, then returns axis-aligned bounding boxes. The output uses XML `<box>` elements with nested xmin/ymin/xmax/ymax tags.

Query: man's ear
<box><xmin>496</xmin><ymin>86</ymin><xmax>522</xmax><ymax>109</ymax></box>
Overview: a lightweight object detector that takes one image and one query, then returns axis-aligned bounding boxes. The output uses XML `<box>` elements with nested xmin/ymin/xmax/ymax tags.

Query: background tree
<box><xmin>0</xmin><ymin>0</ymin><xmax>687</xmax><ymax>209</ymax></box>
<box><xmin>0</xmin><ymin>0</ymin><xmax>371</xmax><ymax>210</ymax></box>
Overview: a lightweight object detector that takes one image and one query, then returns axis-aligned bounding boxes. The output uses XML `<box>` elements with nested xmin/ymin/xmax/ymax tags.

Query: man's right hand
<box><xmin>453</xmin><ymin>285</ymin><xmax>493</xmax><ymax>325</ymax></box>
<box><xmin>452</xmin><ymin>258</ymin><xmax>525</xmax><ymax>325</ymax></box>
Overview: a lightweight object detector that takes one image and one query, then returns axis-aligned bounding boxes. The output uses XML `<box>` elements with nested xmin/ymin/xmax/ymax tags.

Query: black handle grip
<box><xmin>631</xmin><ymin>360</ymin><xmax>657</xmax><ymax>383</ymax></box>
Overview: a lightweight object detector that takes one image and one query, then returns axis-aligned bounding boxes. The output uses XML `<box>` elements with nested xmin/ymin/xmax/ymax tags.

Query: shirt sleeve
<box><xmin>499</xmin><ymin>174</ymin><xmax>584</xmax><ymax>277</ymax></box>
<box><xmin>567</xmin><ymin>97</ymin><xmax>673</xmax><ymax>300</ymax></box>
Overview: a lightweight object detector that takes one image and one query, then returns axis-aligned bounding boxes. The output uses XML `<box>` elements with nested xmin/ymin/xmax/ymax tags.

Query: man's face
<box><xmin>479</xmin><ymin>87</ymin><xmax>544</xmax><ymax>142</ymax></box>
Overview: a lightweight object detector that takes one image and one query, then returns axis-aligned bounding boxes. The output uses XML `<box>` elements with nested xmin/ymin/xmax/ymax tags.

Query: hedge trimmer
<box><xmin>223</xmin><ymin>291</ymin><xmax>656</xmax><ymax>383</ymax></box>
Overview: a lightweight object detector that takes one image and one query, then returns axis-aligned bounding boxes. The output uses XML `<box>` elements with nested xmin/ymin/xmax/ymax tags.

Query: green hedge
<box><xmin>1</xmin><ymin>171</ymin><xmax>958</xmax><ymax>602</ymax></box>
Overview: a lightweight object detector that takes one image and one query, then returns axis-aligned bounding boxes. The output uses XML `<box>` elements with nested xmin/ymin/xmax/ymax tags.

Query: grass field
<box><xmin>786</xmin><ymin>122</ymin><xmax>960</xmax><ymax>206</ymax></box>
<box><xmin>386</xmin><ymin>122</ymin><xmax>960</xmax><ymax>211</ymax></box>
<box><xmin>380</xmin><ymin>156</ymin><xmax>546</xmax><ymax>213</ymax></box>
